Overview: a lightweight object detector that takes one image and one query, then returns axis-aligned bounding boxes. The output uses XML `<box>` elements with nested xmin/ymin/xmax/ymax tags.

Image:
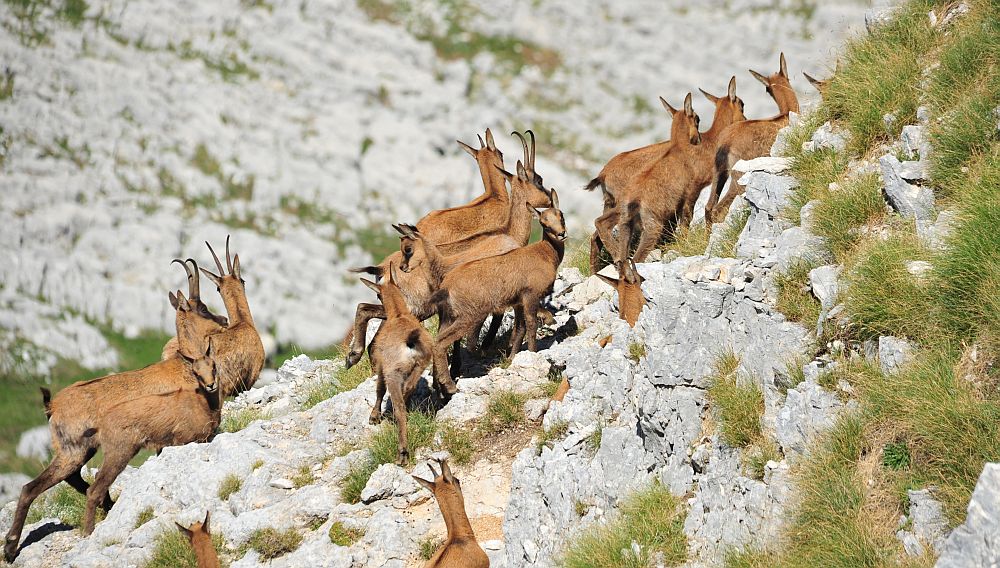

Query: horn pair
<box><xmin>512</xmin><ymin>130</ymin><xmax>536</xmax><ymax>172</ymax></box>
<box><xmin>171</xmin><ymin>258</ymin><xmax>201</xmax><ymax>300</ymax></box>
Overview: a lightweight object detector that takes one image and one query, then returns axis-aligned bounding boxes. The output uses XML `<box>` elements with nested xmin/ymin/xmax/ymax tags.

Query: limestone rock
<box><xmin>880</xmin><ymin>155</ymin><xmax>935</xmax><ymax>221</ymax></box>
<box><xmin>936</xmin><ymin>463</ymin><xmax>1000</xmax><ymax>567</ymax></box>
<box><xmin>879</xmin><ymin>336</ymin><xmax>915</xmax><ymax>375</ymax></box>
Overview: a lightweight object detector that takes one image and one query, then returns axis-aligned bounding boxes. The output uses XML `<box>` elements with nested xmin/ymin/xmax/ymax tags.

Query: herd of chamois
<box><xmin>4</xmin><ymin>53</ymin><xmax>810</xmax><ymax>568</ymax></box>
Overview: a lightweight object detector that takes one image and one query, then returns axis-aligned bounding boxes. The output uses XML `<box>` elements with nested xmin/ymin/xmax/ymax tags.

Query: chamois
<box><xmin>704</xmin><ymin>53</ymin><xmax>799</xmax><ymax>226</ymax></box>
<box><xmin>361</xmin><ymin>262</ymin><xmax>433</xmax><ymax>464</ymax></box>
<box><xmin>198</xmin><ymin>237</ymin><xmax>265</xmax><ymax>397</ymax></box>
<box><xmin>413</xmin><ymin>458</ymin><xmax>489</xmax><ymax>568</ymax></box>
<box><xmin>176</xmin><ymin>511</ymin><xmax>221</xmax><ymax>568</ymax></box>
<box><xmin>3</xmin><ymin>294</ymin><xmax>220</xmax><ymax>561</ymax></box>
<box><xmin>803</xmin><ymin>71</ymin><xmax>829</xmax><ymax>92</ymax></box>
<box><xmin>595</xmin><ymin>259</ymin><xmax>647</xmax><ymax>328</ymax></box>
<box><xmin>604</xmin><ymin>96</ymin><xmax>703</xmax><ymax>265</ymax></box>
<box><xmin>588</xmin><ymin>94</ymin><xmax>702</xmax><ymax>272</ymax></box>
<box><xmin>415</xmin><ymin>129</ymin><xmax>509</xmax><ymax>243</ymax></box>
<box><xmin>430</xmin><ymin>191</ymin><xmax>566</xmax><ymax>389</ymax></box>
<box><xmin>161</xmin><ymin>258</ymin><xmax>228</xmax><ymax>361</ymax></box>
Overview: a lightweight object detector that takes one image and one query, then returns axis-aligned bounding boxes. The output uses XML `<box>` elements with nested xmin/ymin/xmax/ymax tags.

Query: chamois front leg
<box><xmin>347</xmin><ymin>303</ymin><xmax>385</xmax><ymax>368</ymax></box>
<box><xmin>589</xmin><ymin>230</ymin><xmax>606</xmax><ymax>274</ymax></box>
<box><xmin>480</xmin><ymin>313</ymin><xmax>503</xmax><ymax>350</ymax></box>
<box><xmin>432</xmin><ymin>321</ymin><xmax>467</xmax><ymax>398</ymax></box>
<box><xmin>83</xmin><ymin>449</ymin><xmax>133</xmax><ymax>535</ymax></box>
<box><xmin>370</xmin><ymin>374</ymin><xmax>386</xmax><ymax>425</ymax></box>
<box><xmin>632</xmin><ymin>214</ymin><xmax>665</xmax><ymax>264</ymax></box>
<box><xmin>509</xmin><ymin>305</ymin><xmax>526</xmax><ymax>354</ymax></box>
<box><xmin>714</xmin><ymin>167</ymin><xmax>745</xmax><ymax>222</ymax></box>
<box><xmin>522</xmin><ymin>296</ymin><xmax>541</xmax><ymax>352</ymax></box>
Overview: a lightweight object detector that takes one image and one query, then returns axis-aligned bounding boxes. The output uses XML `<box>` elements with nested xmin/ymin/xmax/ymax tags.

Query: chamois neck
<box><xmin>507</xmin><ymin>187</ymin><xmax>533</xmax><ymax>246</ymax></box>
<box><xmin>420</xmin><ymin>240</ymin><xmax>449</xmax><ymax>287</ymax></box>
<box><xmin>542</xmin><ymin>230</ymin><xmax>566</xmax><ymax>263</ymax></box>
<box><xmin>773</xmin><ymin>83</ymin><xmax>799</xmax><ymax>115</ymax></box>
<box><xmin>704</xmin><ymin>107</ymin><xmax>734</xmax><ymax>142</ymax></box>
<box><xmin>381</xmin><ymin>285</ymin><xmax>410</xmax><ymax>319</ymax></box>
<box><xmin>479</xmin><ymin>154</ymin><xmax>508</xmax><ymax>202</ymax></box>
<box><xmin>220</xmin><ymin>284</ymin><xmax>254</xmax><ymax>326</ymax></box>
<box><xmin>438</xmin><ymin>493</ymin><xmax>476</xmax><ymax>539</ymax></box>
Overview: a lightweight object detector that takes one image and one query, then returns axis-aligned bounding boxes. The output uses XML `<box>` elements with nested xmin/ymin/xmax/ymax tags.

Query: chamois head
<box><xmin>176</xmin><ymin>511</ymin><xmax>220</xmax><ymax>568</ymax></box>
<box><xmin>496</xmin><ymin>130</ymin><xmax>552</xmax><ymax>209</ymax></box>
<box><xmin>803</xmin><ymin>71</ymin><xmax>829</xmax><ymax>93</ymax></box>
<box><xmin>700</xmin><ymin>76</ymin><xmax>747</xmax><ymax>129</ymax></box>
<box><xmin>189</xmin><ymin>341</ymin><xmax>218</xmax><ymax>394</ymax></box>
<box><xmin>457</xmin><ymin>128</ymin><xmax>504</xmax><ymax>180</ymax></box>
<box><xmin>360</xmin><ymin>261</ymin><xmax>409</xmax><ymax>318</ymax></box>
<box><xmin>660</xmin><ymin>92</ymin><xmax>701</xmax><ymax>145</ymax></box>
<box><xmin>596</xmin><ymin>259</ymin><xmax>647</xmax><ymax>327</ymax></box>
<box><xmin>169</xmin><ymin>259</ymin><xmax>228</xmax><ymax>354</ymax></box>
<box><xmin>529</xmin><ymin>189</ymin><xmax>566</xmax><ymax>242</ymax></box>
<box><xmin>200</xmin><ymin>236</ymin><xmax>254</xmax><ymax>324</ymax></box>
<box><xmin>413</xmin><ymin>458</ymin><xmax>468</xmax><ymax>518</ymax></box>
<box><xmin>393</xmin><ymin>223</ymin><xmax>435</xmax><ymax>275</ymax></box>
<box><xmin>749</xmin><ymin>52</ymin><xmax>798</xmax><ymax>114</ymax></box>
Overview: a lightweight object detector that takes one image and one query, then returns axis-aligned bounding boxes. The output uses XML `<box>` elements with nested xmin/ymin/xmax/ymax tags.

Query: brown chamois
<box><xmin>704</xmin><ymin>53</ymin><xmax>800</xmax><ymax>226</ymax></box>
<box><xmin>3</xmin><ymin>300</ymin><xmax>220</xmax><ymax>560</ymax></box>
<box><xmin>595</xmin><ymin>259</ymin><xmax>647</xmax><ymax>328</ymax></box>
<box><xmin>176</xmin><ymin>511</ymin><xmax>220</xmax><ymax>568</ymax></box>
<box><xmin>360</xmin><ymin>263</ymin><xmax>433</xmax><ymax>464</ymax></box>
<box><xmin>589</xmin><ymin>94</ymin><xmax>702</xmax><ymax>272</ymax></box>
<box><xmin>803</xmin><ymin>71</ymin><xmax>829</xmax><ymax>93</ymax></box>
<box><xmin>413</xmin><ymin>458</ymin><xmax>488</xmax><ymax>568</ymax></box>
<box><xmin>415</xmin><ymin>129</ymin><xmax>509</xmax><ymax>244</ymax></box>
<box><xmin>605</xmin><ymin>97</ymin><xmax>703</xmax><ymax>265</ymax></box>
<box><xmin>430</xmin><ymin>192</ymin><xmax>566</xmax><ymax>390</ymax></box>
<box><xmin>162</xmin><ymin>258</ymin><xmax>228</xmax><ymax>360</ymax></box>
<box><xmin>673</xmin><ymin>76</ymin><xmax>748</xmax><ymax>229</ymax></box>
<box><xmin>198</xmin><ymin>237</ymin><xmax>265</xmax><ymax>397</ymax></box>
<box><xmin>344</xmin><ymin>136</ymin><xmax>553</xmax><ymax>368</ymax></box>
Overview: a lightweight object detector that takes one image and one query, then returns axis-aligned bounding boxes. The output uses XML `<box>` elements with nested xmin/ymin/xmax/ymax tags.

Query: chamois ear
<box><xmin>516</xmin><ymin>160</ymin><xmax>528</xmax><ymax>180</ymax></box>
<box><xmin>659</xmin><ymin>96</ymin><xmax>677</xmax><ymax>114</ymax></box>
<box><xmin>169</xmin><ymin>291</ymin><xmax>179</xmax><ymax>310</ymax></box>
<box><xmin>175</xmin><ymin>290</ymin><xmax>189</xmax><ymax>310</ymax></box>
<box><xmin>199</xmin><ymin>267</ymin><xmax>222</xmax><ymax>287</ymax></box>
<box><xmin>456</xmin><ymin>139</ymin><xmax>477</xmax><ymax>158</ymax></box>
<box><xmin>728</xmin><ymin>76</ymin><xmax>738</xmax><ymax>101</ymax></box>
<box><xmin>550</xmin><ymin>188</ymin><xmax>559</xmax><ymax>210</ymax></box>
<box><xmin>683</xmin><ymin>92</ymin><xmax>694</xmax><ymax>117</ymax></box>
<box><xmin>485</xmin><ymin>128</ymin><xmax>496</xmax><ymax>151</ymax></box>
<box><xmin>495</xmin><ymin>165</ymin><xmax>514</xmax><ymax>181</ymax></box>
<box><xmin>360</xmin><ymin>278</ymin><xmax>381</xmax><ymax>295</ymax></box>
<box><xmin>749</xmin><ymin>68</ymin><xmax>769</xmax><ymax>86</ymax></box>
<box><xmin>202</xmin><ymin>511</ymin><xmax>211</xmax><ymax>533</ymax></box>
<box><xmin>698</xmin><ymin>88</ymin><xmax>719</xmax><ymax>103</ymax></box>
<box><xmin>176</xmin><ymin>522</ymin><xmax>192</xmax><ymax>538</ymax></box>
<box><xmin>232</xmin><ymin>254</ymin><xmax>241</xmax><ymax>281</ymax></box>
<box><xmin>596</xmin><ymin>273</ymin><xmax>618</xmax><ymax>288</ymax></box>
<box><xmin>438</xmin><ymin>458</ymin><xmax>455</xmax><ymax>483</ymax></box>
<box><xmin>779</xmin><ymin>52</ymin><xmax>788</xmax><ymax>78</ymax></box>
<box><xmin>412</xmin><ymin>475</ymin><xmax>435</xmax><ymax>492</ymax></box>
<box><xmin>803</xmin><ymin>72</ymin><xmax>824</xmax><ymax>91</ymax></box>
<box><xmin>388</xmin><ymin>261</ymin><xmax>401</xmax><ymax>285</ymax></box>
<box><xmin>528</xmin><ymin>203</ymin><xmax>542</xmax><ymax>219</ymax></box>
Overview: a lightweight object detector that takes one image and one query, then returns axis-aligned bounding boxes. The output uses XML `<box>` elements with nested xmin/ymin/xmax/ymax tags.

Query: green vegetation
<box><xmin>478</xmin><ymin>390</ymin><xmax>527</xmax><ymax>436</ymax></box>
<box><xmin>134</xmin><ymin>506</ymin><xmax>155</xmax><ymax>529</ymax></box>
<box><xmin>419</xmin><ymin>536</ymin><xmax>443</xmax><ymax>560</ymax></box>
<box><xmin>328</xmin><ymin>521</ymin><xmax>364</xmax><ymax>547</ymax></box>
<box><xmin>627</xmin><ymin>341</ymin><xmax>646</xmax><ymax>362</ymax></box>
<box><xmin>808</xmin><ymin>172</ymin><xmax>886</xmax><ymax>261</ymax></box>
<box><xmin>242</xmin><ymin>527</ymin><xmax>302</xmax><ymax>561</ymax></box>
<box><xmin>564</xmin><ymin>236</ymin><xmax>594</xmax><ymax>276</ymax></box>
<box><xmin>218</xmin><ymin>473</ymin><xmax>243</xmax><ymax>501</ymax></box>
<box><xmin>291</xmin><ymin>465</ymin><xmax>315</xmax><ymax>488</ymax></box>
<box><xmin>341</xmin><ymin>411</ymin><xmax>437</xmax><ymax>503</ymax></box>
<box><xmin>561</xmin><ymin>482</ymin><xmax>687</xmax><ymax>568</ymax></box>
<box><xmin>439</xmin><ymin>421</ymin><xmax>475</xmax><ymax>465</ymax></box>
<box><xmin>143</xmin><ymin>527</ymin><xmax>227</xmax><ymax>568</ymax></box>
<box><xmin>661</xmin><ymin>224</ymin><xmax>710</xmax><ymax>257</ymax></box>
<box><xmin>26</xmin><ymin>482</ymin><xmax>99</xmax><ymax>527</ymax></box>
<box><xmin>536</xmin><ymin>420</ymin><xmax>569</xmax><ymax>454</ymax></box>
<box><xmin>707</xmin><ymin>351</ymin><xmax>764</xmax><ymax>449</ymax></box>
<box><xmin>773</xmin><ymin>260</ymin><xmax>821</xmax><ymax>326</ymax></box>
<box><xmin>221</xmin><ymin>407</ymin><xmax>271</xmax><ymax>433</ymax></box>
<box><xmin>709</xmin><ymin>206</ymin><xmax>752</xmax><ymax>258</ymax></box>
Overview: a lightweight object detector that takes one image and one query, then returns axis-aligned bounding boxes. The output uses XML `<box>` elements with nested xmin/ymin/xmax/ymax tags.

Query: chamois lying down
<box><xmin>361</xmin><ymin>262</ymin><xmax>434</xmax><ymax>465</ymax></box>
<box><xmin>413</xmin><ymin>458</ymin><xmax>489</xmax><ymax>568</ymax></box>
<box><xmin>176</xmin><ymin>511</ymin><xmax>221</xmax><ymax>568</ymax></box>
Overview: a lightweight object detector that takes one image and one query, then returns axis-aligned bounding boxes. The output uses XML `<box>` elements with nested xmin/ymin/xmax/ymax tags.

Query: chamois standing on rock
<box><xmin>3</xmin><ymin>285</ymin><xmax>222</xmax><ymax>561</ymax></box>
<box><xmin>345</xmin><ymin>132</ymin><xmax>552</xmax><ymax>370</ymax></box>
<box><xmin>199</xmin><ymin>237</ymin><xmax>265</xmax><ymax>397</ymax></box>
<box><xmin>430</xmin><ymin>191</ymin><xmax>566</xmax><ymax>390</ymax></box>
<box><xmin>595</xmin><ymin>259</ymin><xmax>647</xmax><ymax>328</ymax></box>
<box><xmin>361</xmin><ymin>262</ymin><xmax>434</xmax><ymax>465</ymax></box>
<box><xmin>176</xmin><ymin>511</ymin><xmax>221</xmax><ymax>568</ymax></box>
<box><xmin>161</xmin><ymin>258</ymin><xmax>228</xmax><ymax>361</ymax></box>
<box><xmin>413</xmin><ymin>458</ymin><xmax>489</xmax><ymax>568</ymax></box>
<box><xmin>588</xmin><ymin>94</ymin><xmax>703</xmax><ymax>272</ymax></box>
<box><xmin>704</xmin><ymin>53</ymin><xmax>800</xmax><ymax>227</ymax></box>
<box><xmin>416</xmin><ymin>129</ymin><xmax>509</xmax><ymax>244</ymax></box>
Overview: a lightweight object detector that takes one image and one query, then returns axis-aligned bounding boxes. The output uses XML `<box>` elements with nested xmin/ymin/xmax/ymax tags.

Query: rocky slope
<box><xmin>0</xmin><ymin>0</ymin><xmax>877</xmax><ymax>376</ymax></box>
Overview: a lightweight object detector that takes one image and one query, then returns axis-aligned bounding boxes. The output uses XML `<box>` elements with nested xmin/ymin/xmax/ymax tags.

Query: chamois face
<box><xmin>394</xmin><ymin>224</ymin><xmax>430</xmax><ymax>274</ymax></box>
<box><xmin>176</xmin><ymin>511</ymin><xmax>215</xmax><ymax>549</ymax></box>
<box><xmin>597</xmin><ymin>260</ymin><xmax>647</xmax><ymax>327</ymax></box>
<box><xmin>191</xmin><ymin>355</ymin><xmax>217</xmax><ymax>393</ymax></box>
<box><xmin>531</xmin><ymin>189</ymin><xmax>566</xmax><ymax>242</ymax></box>
<box><xmin>170</xmin><ymin>260</ymin><xmax>228</xmax><ymax>358</ymax></box>
<box><xmin>750</xmin><ymin>52</ymin><xmax>796</xmax><ymax>110</ymax></box>
<box><xmin>413</xmin><ymin>458</ymin><xmax>466</xmax><ymax>505</ymax></box>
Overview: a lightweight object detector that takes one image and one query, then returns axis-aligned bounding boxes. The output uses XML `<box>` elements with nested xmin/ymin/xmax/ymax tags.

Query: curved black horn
<box><xmin>186</xmin><ymin>258</ymin><xmax>201</xmax><ymax>299</ymax></box>
<box><xmin>206</xmin><ymin>241</ymin><xmax>225</xmax><ymax>275</ymax></box>
<box><xmin>527</xmin><ymin>129</ymin><xmax>536</xmax><ymax>171</ymax></box>
<box><xmin>172</xmin><ymin>258</ymin><xmax>197</xmax><ymax>299</ymax></box>
<box><xmin>513</xmin><ymin>131</ymin><xmax>530</xmax><ymax>168</ymax></box>
<box><xmin>225</xmin><ymin>235</ymin><xmax>233</xmax><ymax>274</ymax></box>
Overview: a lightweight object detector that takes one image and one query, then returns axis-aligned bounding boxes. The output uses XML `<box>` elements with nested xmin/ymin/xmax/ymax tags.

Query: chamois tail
<box><xmin>583</xmin><ymin>175</ymin><xmax>604</xmax><ymax>192</ymax></box>
<box><xmin>349</xmin><ymin>265</ymin><xmax>384</xmax><ymax>278</ymax></box>
<box><xmin>40</xmin><ymin>387</ymin><xmax>52</xmax><ymax>419</ymax></box>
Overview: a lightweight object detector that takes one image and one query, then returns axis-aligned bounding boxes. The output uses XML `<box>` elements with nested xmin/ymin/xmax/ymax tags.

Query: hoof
<box><xmin>369</xmin><ymin>413</ymin><xmax>382</xmax><ymax>425</ymax></box>
<box><xmin>5</xmin><ymin>538</ymin><xmax>18</xmax><ymax>563</ymax></box>
<box><xmin>440</xmin><ymin>379</ymin><xmax>458</xmax><ymax>397</ymax></box>
<box><xmin>345</xmin><ymin>349</ymin><xmax>363</xmax><ymax>369</ymax></box>
<box><xmin>396</xmin><ymin>450</ymin><xmax>409</xmax><ymax>466</ymax></box>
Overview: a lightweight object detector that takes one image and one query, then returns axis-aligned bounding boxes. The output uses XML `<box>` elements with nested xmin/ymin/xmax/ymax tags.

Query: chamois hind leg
<box><xmin>370</xmin><ymin>374</ymin><xmax>386</xmax><ymax>425</ymax></box>
<box><xmin>4</xmin><ymin>451</ymin><xmax>88</xmax><ymax>562</ymax></box>
<box><xmin>347</xmin><ymin>303</ymin><xmax>385</xmax><ymax>368</ymax></box>
<box><xmin>714</xmin><ymin>167</ymin><xmax>745</xmax><ymax>222</ymax></box>
<box><xmin>386</xmin><ymin>379</ymin><xmax>409</xmax><ymax>465</ymax></box>
<box><xmin>463</xmin><ymin>318</ymin><xmax>487</xmax><ymax>355</ymax></box>
<box><xmin>632</xmin><ymin>213</ymin><xmax>665</xmax><ymax>264</ymax></box>
<box><xmin>480</xmin><ymin>313</ymin><xmax>503</xmax><ymax>349</ymax></box>
<box><xmin>705</xmin><ymin>148</ymin><xmax>736</xmax><ymax>227</ymax></box>
<box><xmin>522</xmin><ymin>296</ymin><xmax>542</xmax><ymax>352</ymax></box>
<box><xmin>432</xmin><ymin>321</ymin><xmax>468</xmax><ymax>397</ymax></box>
<box><xmin>83</xmin><ymin>449</ymin><xmax>134</xmax><ymax>535</ymax></box>
<box><xmin>64</xmin><ymin>449</ymin><xmax>114</xmax><ymax>512</ymax></box>
<box><xmin>509</xmin><ymin>305</ymin><xmax>526</xmax><ymax>354</ymax></box>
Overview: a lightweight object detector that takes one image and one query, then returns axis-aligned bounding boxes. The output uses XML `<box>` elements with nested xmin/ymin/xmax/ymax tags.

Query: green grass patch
<box><xmin>627</xmin><ymin>341</ymin><xmax>646</xmax><ymax>362</ymax></box>
<box><xmin>419</xmin><ymin>536</ymin><xmax>443</xmax><ymax>560</ymax></box>
<box><xmin>291</xmin><ymin>465</ymin><xmax>315</xmax><ymax>489</ymax></box>
<box><xmin>661</xmin><ymin>224</ymin><xmax>710</xmax><ymax>257</ymax></box>
<box><xmin>134</xmin><ymin>506</ymin><xmax>155</xmax><ymax>529</ymax></box>
<box><xmin>241</xmin><ymin>527</ymin><xmax>302</xmax><ymax>561</ymax></box>
<box><xmin>26</xmin><ymin>482</ymin><xmax>101</xmax><ymax>527</ymax></box>
<box><xmin>563</xmin><ymin>236</ymin><xmax>592</xmax><ymax>276</ymax></box>
<box><xmin>439</xmin><ymin>421</ymin><xmax>475</xmax><ymax>465</ymax></box>
<box><xmin>218</xmin><ymin>473</ymin><xmax>242</xmax><ymax>501</ymax></box>
<box><xmin>560</xmin><ymin>482</ymin><xmax>687</xmax><ymax>568</ymax></box>
<box><xmin>328</xmin><ymin>521</ymin><xmax>364</xmax><ymax>547</ymax></box>
<box><xmin>341</xmin><ymin>411</ymin><xmax>437</xmax><ymax>503</ymax></box>
<box><xmin>774</xmin><ymin>260</ymin><xmax>822</xmax><ymax>326</ymax></box>
<box><xmin>478</xmin><ymin>390</ymin><xmax>527</xmax><ymax>436</ymax></box>
<box><xmin>143</xmin><ymin>527</ymin><xmax>227</xmax><ymax>568</ymax></box>
<box><xmin>220</xmin><ymin>407</ymin><xmax>271</xmax><ymax>433</ymax></box>
<box><xmin>706</xmin><ymin>352</ymin><xmax>763</xmax><ymax>449</ymax></box>
<box><xmin>536</xmin><ymin>420</ymin><xmax>569</xmax><ymax>454</ymax></box>
<box><xmin>709</xmin><ymin>205</ymin><xmax>751</xmax><ymax>258</ymax></box>
<box><xmin>808</xmin><ymin>172</ymin><xmax>886</xmax><ymax>261</ymax></box>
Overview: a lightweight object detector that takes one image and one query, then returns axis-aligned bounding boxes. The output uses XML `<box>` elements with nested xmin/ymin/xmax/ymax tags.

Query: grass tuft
<box><xmin>134</xmin><ymin>506</ymin><xmax>155</xmax><ymax>529</ymax></box>
<box><xmin>341</xmin><ymin>411</ymin><xmax>437</xmax><ymax>503</ymax></box>
<box><xmin>560</xmin><ymin>482</ymin><xmax>687</xmax><ymax>568</ymax></box>
<box><xmin>143</xmin><ymin>527</ymin><xmax>227</xmax><ymax>568</ymax></box>
<box><xmin>774</xmin><ymin>260</ymin><xmax>822</xmax><ymax>326</ymax></box>
<box><xmin>439</xmin><ymin>421</ymin><xmax>475</xmax><ymax>465</ymax></box>
<box><xmin>220</xmin><ymin>407</ymin><xmax>271</xmax><ymax>433</ymax></box>
<box><xmin>808</xmin><ymin>172</ymin><xmax>886</xmax><ymax>261</ymax></box>
<box><xmin>627</xmin><ymin>341</ymin><xmax>646</xmax><ymax>362</ymax></box>
<box><xmin>291</xmin><ymin>465</ymin><xmax>315</xmax><ymax>489</ymax></box>
<box><xmin>419</xmin><ymin>536</ymin><xmax>443</xmax><ymax>560</ymax></box>
<box><xmin>242</xmin><ymin>527</ymin><xmax>302</xmax><ymax>561</ymax></box>
<box><xmin>218</xmin><ymin>473</ymin><xmax>242</xmax><ymax>501</ymax></box>
<box><xmin>536</xmin><ymin>420</ymin><xmax>569</xmax><ymax>454</ymax></box>
<box><xmin>478</xmin><ymin>390</ymin><xmax>527</xmax><ymax>436</ymax></box>
<box><xmin>661</xmin><ymin>224</ymin><xmax>710</xmax><ymax>257</ymax></box>
<box><xmin>328</xmin><ymin>521</ymin><xmax>364</xmax><ymax>547</ymax></box>
<box><xmin>706</xmin><ymin>352</ymin><xmax>763</xmax><ymax>449</ymax></box>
